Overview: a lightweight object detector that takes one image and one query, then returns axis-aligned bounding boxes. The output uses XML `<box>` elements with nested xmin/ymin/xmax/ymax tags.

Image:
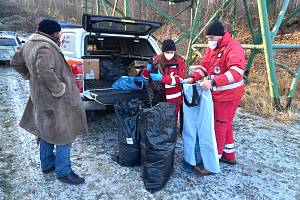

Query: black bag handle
<box><xmin>183</xmin><ymin>84</ymin><xmax>201</xmax><ymax>107</ymax></box>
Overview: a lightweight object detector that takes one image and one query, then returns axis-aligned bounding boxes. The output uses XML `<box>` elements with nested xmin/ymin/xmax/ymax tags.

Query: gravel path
<box><xmin>0</xmin><ymin>67</ymin><xmax>299</xmax><ymax>200</ymax></box>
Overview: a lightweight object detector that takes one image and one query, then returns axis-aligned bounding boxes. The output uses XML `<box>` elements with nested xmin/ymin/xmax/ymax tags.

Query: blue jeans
<box><xmin>183</xmin><ymin>136</ymin><xmax>202</xmax><ymax>173</ymax></box>
<box><xmin>40</xmin><ymin>139</ymin><xmax>72</xmax><ymax>177</ymax></box>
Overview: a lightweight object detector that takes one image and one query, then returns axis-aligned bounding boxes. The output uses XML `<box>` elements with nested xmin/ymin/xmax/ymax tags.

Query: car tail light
<box><xmin>70</xmin><ymin>63</ymin><xmax>83</xmax><ymax>93</ymax></box>
<box><xmin>75</xmin><ymin>79</ymin><xmax>83</xmax><ymax>93</ymax></box>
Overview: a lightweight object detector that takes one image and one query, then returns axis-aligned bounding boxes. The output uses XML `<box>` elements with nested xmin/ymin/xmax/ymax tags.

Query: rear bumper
<box><xmin>90</xmin><ymin>89</ymin><xmax>149</xmax><ymax>105</ymax></box>
<box><xmin>0</xmin><ymin>49</ymin><xmax>15</xmax><ymax>61</ymax></box>
<box><xmin>81</xmin><ymin>89</ymin><xmax>149</xmax><ymax>109</ymax></box>
<box><xmin>82</xmin><ymin>99</ymin><xmax>107</xmax><ymax>110</ymax></box>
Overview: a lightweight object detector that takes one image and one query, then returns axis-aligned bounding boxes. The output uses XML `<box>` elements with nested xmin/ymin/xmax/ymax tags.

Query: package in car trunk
<box><xmin>138</xmin><ymin>102</ymin><xmax>177</xmax><ymax>193</ymax></box>
<box><xmin>83</xmin><ymin>58</ymin><xmax>100</xmax><ymax>79</ymax></box>
<box><xmin>114</xmin><ymin>99</ymin><xmax>142</xmax><ymax>166</ymax></box>
<box><xmin>100</xmin><ymin>53</ymin><xmax>127</xmax><ymax>80</ymax></box>
<box><xmin>127</xmin><ymin>60</ymin><xmax>148</xmax><ymax>76</ymax></box>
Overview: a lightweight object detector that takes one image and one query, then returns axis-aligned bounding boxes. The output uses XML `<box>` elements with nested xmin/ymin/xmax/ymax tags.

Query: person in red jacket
<box><xmin>185</xmin><ymin>20</ymin><xmax>246</xmax><ymax>164</ymax></box>
<box><xmin>143</xmin><ymin>39</ymin><xmax>186</xmax><ymax>126</ymax></box>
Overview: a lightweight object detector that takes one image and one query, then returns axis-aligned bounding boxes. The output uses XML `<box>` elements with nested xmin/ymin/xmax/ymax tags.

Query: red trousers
<box><xmin>213</xmin><ymin>99</ymin><xmax>240</xmax><ymax>160</ymax></box>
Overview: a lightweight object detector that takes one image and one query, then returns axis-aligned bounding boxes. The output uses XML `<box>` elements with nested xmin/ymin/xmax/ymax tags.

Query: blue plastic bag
<box><xmin>112</xmin><ymin>76</ymin><xmax>147</xmax><ymax>91</ymax></box>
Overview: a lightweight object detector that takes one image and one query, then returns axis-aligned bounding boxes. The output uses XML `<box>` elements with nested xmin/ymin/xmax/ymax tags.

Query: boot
<box><xmin>194</xmin><ymin>166</ymin><xmax>212</xmax><ymax>176</ymax></box>
<box><xmin>42</xmin><ymin>165</ymin><xmax>55</xmax><ymax>174</ymax></box>
<box><xmin>57</xmin><ymin>172</ymin><xmax>85</xmax><ymax>185</ymax></box>
<box><xmin>220</xmin><ymin>156</ymin><xmax>237</xmax><ymax>165</ymax></box>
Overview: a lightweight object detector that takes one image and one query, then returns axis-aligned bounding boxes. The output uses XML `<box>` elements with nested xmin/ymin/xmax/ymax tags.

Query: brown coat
<box><xmin>10</xmin><ymin>33</ymin><xmax>88</xmax><ymax>145</ymax></box>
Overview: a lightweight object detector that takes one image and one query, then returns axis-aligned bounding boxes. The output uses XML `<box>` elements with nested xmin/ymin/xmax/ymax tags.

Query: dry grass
<box><xmin>241</xmin><ymin>41</ymin><xmax>300</xmax><ymax>124</ymax></box>
<box><xmin>241</xmin><ymin>76</ymin><xmax>298</xmax><ymax>124</ymax></box>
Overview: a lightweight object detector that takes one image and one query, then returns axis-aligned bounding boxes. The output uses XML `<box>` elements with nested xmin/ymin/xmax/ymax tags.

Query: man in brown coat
<box><xmin>10</xmin><ymin>19</ymin><xmax>88</xmax><ymax>185</ymax></box>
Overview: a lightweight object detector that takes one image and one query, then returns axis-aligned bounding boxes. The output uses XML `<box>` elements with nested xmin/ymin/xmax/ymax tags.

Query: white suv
<box><xmin>60</xmin><ymin>14</ymin><xmax>162</xmax><ymax>110</ymax></box>
<box><xmin>0</xmin><ymin>31</ymin><xmax>22</xmax><ymax>64</ymax></box>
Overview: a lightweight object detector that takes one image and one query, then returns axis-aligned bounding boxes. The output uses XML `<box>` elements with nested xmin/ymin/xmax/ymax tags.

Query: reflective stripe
<box><xmin>213</xmin><ymin>80</ymin><xmax>244</xmax><ymax>91</ymax></box>
<box><xmin>176</xmin><ymin>75</ymin><xmax>183</xmax><ymax>81</ymax></box>
<box><xmin>165</xmin><ymin>84</ymin><xmax>176</xmax><ymax>89</ymax></box>
<box><xmin>230</xmin><ymin>66</ymin><xmax>244</xmax><ymax>76</ymax></box>
<box><xmin>195</xmin><ymin>69</ymin><xmax>205</xmax><ymax>77</ymax></box>
<box><xmin>223</xmin><ymin>148</ymin><xmax>235</xmax><ymax>153</ymax></box>
<box><xmin>198</xmin><ymin>65</ymin><xmax>207</xmax><ymax>72</ymax></box>
<box><xmin>166</xmin><ymin>92</ymin><xmax>182</xmax><ymax>100</ymax></box>
<box><xmin>224</xmin><ymin>143</ymin><xmax>235</xmax><ymax>149</ymax></box>
<box><xmin>170</xmin><ymin>75</ymin><xmax>176</xmax><ymax>85</ymax></box>
<box><xmin>225</xmin><ymin>71</ymin><xmax>235</xmax><ymax>83</ymax></box>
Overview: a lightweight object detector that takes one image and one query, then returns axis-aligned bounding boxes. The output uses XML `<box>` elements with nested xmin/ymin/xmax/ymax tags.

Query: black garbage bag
<box><xmin>138</xmin><ymin>102</ymin><xmax>177</xmax><ymax>192</ymax></box>
<box><xmin>101</xmin><ymin>53</ymin><xmax>127</xmax><ymax>80</ymax></box>
<box><xmin>114</xmin><ymin>99</ymin><xmax>141</xmax><ymax>166</ymax></box>
<box><xmin>147</xmin><ymin>80</ymin><xmax>166</xmax><ymax>106</ymax></box>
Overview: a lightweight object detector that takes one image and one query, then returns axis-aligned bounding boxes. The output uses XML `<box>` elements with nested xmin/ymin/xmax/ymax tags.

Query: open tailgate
<box><xmin>82</xmin><ymin>14</ymin><xmax>162</xmax><ymax>36</ymax></box>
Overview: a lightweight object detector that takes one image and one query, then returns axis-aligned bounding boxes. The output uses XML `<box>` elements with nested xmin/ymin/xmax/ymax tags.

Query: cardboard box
<box><xmin>83</xmin><ymin>59</ymin><xmax>100</xmax><ymax>79</ymax></box>
<box><xmin>127</xmin><ymin>60</ymin><xmax>148</xmax><ymax>76</ymax></box>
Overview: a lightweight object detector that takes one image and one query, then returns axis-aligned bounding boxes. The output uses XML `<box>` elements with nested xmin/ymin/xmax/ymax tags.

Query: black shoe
<box><xmin>220</xmin><ymin>157</ymin><xmax>237</xmax><ymax>165</ymax></box>
<box><xmin>42</xmin><ymin>165</ymin><xmax>55</xmax><ymax>174</ymax></box>
<box><xmin>57</xmin><ymin>172</ymin><xmax>85</xmax><ymax>185</ymax></box>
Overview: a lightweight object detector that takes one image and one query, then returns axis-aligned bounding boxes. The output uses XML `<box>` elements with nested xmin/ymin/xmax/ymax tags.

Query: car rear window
<box><xmin>85</xmin><ymin>35</ymin><xmax>155</xmax><ymax>57</ymax></box>
<box><xmin>0</xmin><ymin>38</ymin><xmax>17</xmax><ymax>46</ymax></box>
<box><xmin>92</xmin><ymin>21</ymin><xmax>152</xmax><ymax>35</ymax></box>
<box><xmin>125</xmin><ymin>38</ymin><xmax>155</xmax><ymax>57</ymax></box>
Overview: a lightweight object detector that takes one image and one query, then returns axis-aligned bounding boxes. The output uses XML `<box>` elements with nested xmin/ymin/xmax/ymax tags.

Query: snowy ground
<box><xmin>0</xmin><ymin>67</ymin><xmax>299</xmax><ymax>200</ymax></box>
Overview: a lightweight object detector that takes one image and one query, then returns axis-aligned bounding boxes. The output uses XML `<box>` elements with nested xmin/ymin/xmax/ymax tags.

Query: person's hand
<box><xmin>200</xmin><ymin>80</ymin><xmax>213</xmax><ymax>90</ymax></box>
<box><xmin>150</xmin><ymin>73</ymin><xmax>162</xmax><ymax>81</ymax></box>
<box><xmin>183</xmin><ymin>77</ymin><xmax>194</xmax><ymax>84</ymax></box>
<box><xmin>146</xmin><ymin>63</ymin><xmax>152</xmax><ymax>71</ymax></box>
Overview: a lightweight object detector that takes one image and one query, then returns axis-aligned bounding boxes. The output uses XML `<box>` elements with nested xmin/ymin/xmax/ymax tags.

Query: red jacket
<box><xmin>143</xmin><ymin>54</ymin><xmax>186</xmax><ymax>104</ymax></box>
<box><xmin>192</xmin><ymin>32</ymin><xmax>246</xmax><ymax>101</ymax></box>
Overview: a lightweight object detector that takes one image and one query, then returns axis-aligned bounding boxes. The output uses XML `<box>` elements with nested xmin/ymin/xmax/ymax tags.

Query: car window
<box><xmin>0</xmin><ymin>38</ymin><xmax>17</xmax><ymax>46</ymax></box>
<box><xmin>92</xmin><ymin>21</ymin><xmax>152</xmax><ymax>34</ymax></box>
<box><xmin>85</xmin><ymin>35</ymin><xmax>121</xmax><ymax>55</ymax></box>
<box><xmin>85</xmin><ymin>35</ymin><xmax>155</xmax><ymax>57</ymax></box>
<box><xmin>125</xmin><ymin>38</ymin><xmax>155</xmax><ymax>57</ymax></box>
<box><xmin>60</xmin><ymin>32</ymin><xmax>77</xmax><ymax>57</ymax></box>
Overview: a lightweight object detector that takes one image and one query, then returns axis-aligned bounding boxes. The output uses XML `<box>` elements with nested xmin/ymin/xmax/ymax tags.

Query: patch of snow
<box><xmin>0</xmin><ymin>68</ymin><xmax>299</xmax><ymax>200</ymax></box>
